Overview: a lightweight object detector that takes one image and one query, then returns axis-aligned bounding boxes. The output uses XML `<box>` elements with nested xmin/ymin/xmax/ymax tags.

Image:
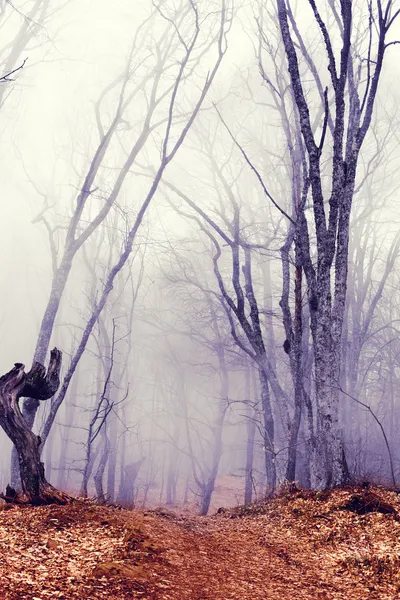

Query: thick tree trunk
<box><xmin>0</xmin><ymin>350</ymin><xmax>68</xmax><ymax>504</ymax></box>
<box><xmin>285</xmin><ymin>253</ymin><xmax>304</xmax><ymax>482</ymax></box>
<box><xmin>313</xmin><ymin>330</ymin><xmax>343</xmax><ymax>488</ymax></box>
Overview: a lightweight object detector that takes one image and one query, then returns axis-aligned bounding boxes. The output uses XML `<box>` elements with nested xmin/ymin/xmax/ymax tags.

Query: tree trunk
<box><xmin>165</xmin><ymin>442</ymin><xmax>179</xmax><ymax>505</ymax></box>
<box><xmin>259</xmin><ymin>366</ymin><xmax>276</xmax><ymax>493</ymax></box>
<box><xmin>80</xmin><ymin>442</ymin><xmax>101</xmax><ymax>498</ymax></box>
<box><xmin>198</xmin><ymin>421</ymin><xmax>224</xmax><ymax>516</ymax></box>
<box><xmin>0</xmin><ymin>350</ymin><xmax>68</xmax><ymax>504</ymax></box>
<box><xmin>80</xmin><ymin>358</ymin><xmax>109</xmax><ymax>498</ymax></box>
<box><xmin>44</xmin><ymin>428</ymin><xmax>54</xmax><ymax>483</ymax></box>
<box><xmin>117</xmin><ymin>458</ymin><xmax>145</xmax><ymax>508</ymax></box>
<box><xmin>313</xmin><ymin>336</ymin><xmax>343</xmax><ymax>488</ymax></box>
<box><xmin>197</xmin><ymin>348</ymin><xmax>228</xmax><ymax>516</ymax></box>
<box><xmin>198</xmin><ymin>481</ymin><xmax>216</xmax><ymax>516</ymax></box>
<box><xmin>94</xmin><ymin>427</ymin><xmax>109</xmax><ymax>502</ymax></box>
<box><xmin>244</xmin><ymin>368</ymin><xmax>256</xmax><ymax>505</ymax></box>
<box><xmin>285</xmin><ymin>254</ymin><xmax>304</xmax><ymax>482</ymax></box>
<box><xmin>21</xmin><ymin>257</ymin><xmax>74</xmax><ymax>429</ymax></box>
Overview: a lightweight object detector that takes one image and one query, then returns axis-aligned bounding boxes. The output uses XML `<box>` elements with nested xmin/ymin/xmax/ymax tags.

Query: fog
<box><xmin>0</xmin><ymin>0</ymin><xmax>400</xmax><ymax>511</ymax></box>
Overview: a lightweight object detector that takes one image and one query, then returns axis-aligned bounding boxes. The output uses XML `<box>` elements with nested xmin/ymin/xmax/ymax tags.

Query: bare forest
<box><xmin>1</xmin><ymin>2</ymin><xmax>400</xmax><ymax>596</ymax></box>
<box><xmin>1</xmin><ymin>0</ymin><xmax>400</xmax><ymax>511</ymax></box>
<box><xmin>3</xmin><ymin>1</ymin><xmax>400</xmax><ymax>597</ymax></box>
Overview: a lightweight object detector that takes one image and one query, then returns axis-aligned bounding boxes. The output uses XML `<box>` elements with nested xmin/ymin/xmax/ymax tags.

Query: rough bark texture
<box><xmin>0</xmin><ymin>349</ymin><xmax>68</xmax><ymax>504</ymax></box>
<box><xmin>280</xmin><ymin>224</ymin><xmax>305</xmax><ymax>483</ymax></box>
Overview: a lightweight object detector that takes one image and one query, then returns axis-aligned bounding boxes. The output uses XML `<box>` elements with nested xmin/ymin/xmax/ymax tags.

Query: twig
<box><xmin>212</xmin><ymin>102</ymin><xmax>295</xmax><ymax>224</ymax></box>
<box><xmin>0</xmin><ymin>58</ymin><xmax>28</xmax><ymax>82</ymax></box>
<box><xmin>340</xmin><ymin>386</ymin><xmax>396</xmax><ymax>487</ymax></box>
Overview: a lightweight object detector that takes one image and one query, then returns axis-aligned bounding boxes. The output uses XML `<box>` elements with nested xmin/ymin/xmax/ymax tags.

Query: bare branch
<box><xmin>0</xmin><ymin>56</ymin><xmax>27</xmax><ymax>81</ymax></box>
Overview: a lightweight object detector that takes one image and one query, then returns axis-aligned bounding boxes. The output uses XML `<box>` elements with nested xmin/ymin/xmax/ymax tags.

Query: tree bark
<box><xmin>0</xmin><ymin>349</ymin><xmax>68</xmax><ymax>504</ymax></box>
<box><xmin>198</xmin><ymin>348</ymin><xmax>228</xmax><ymax>516</ymax></box>
<box><xmin>259</xmin><ymin>366</ymin><xmax>276</xmax><ymax>493</ymax></box>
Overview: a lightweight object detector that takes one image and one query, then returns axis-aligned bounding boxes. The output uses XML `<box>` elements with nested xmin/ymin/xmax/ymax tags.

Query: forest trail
<box><xmin>1</xmin><ymin>486</ymin><xmax>400</xmax><ymax>600</ymax></box>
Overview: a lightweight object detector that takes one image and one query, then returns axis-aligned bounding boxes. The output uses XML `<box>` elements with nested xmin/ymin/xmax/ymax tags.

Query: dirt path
<box><xmin>1</xmin><ymin>487</ymin><xmax>400</xmax><ymax>599</ymax></box>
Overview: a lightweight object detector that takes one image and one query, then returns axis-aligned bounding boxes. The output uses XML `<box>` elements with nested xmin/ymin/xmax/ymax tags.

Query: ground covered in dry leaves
<box><xmin>1</xmin><ymin>485</ymin><xmax>400</xmax><ymax>599</ymax></box>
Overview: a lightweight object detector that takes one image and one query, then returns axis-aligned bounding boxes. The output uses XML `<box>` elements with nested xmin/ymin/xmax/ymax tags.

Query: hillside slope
<box><xmin>1</xmin><ymin>486</ymin><xmax>400</xmax><ymax>599</ymax></box>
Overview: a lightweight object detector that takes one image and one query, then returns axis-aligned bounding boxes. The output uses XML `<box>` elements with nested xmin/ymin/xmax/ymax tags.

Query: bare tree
<box><xmin>273</xmin><ymin>0</ymin><xmax>400</xmax><ymax>487</ymax></box>
<box><xmin>0</xmin><ymin>349</ymin><xmax>65</xmax><ymax>503</ymax></box>
<box><xmin>164</xmin><ymin>178</ymin><xmax>286</xmax><ymax>492</ymax></box>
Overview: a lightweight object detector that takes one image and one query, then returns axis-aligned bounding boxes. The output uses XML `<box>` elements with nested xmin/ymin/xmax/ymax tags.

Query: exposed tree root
<box><xmin>0</xmin><ymin>484</ymin><xmax>72</xmax><ymax>506</ymax></box>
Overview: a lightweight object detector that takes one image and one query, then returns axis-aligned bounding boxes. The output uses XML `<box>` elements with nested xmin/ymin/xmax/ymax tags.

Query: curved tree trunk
<box><xmin>0</xmin><ymin>349</ymin><xmax>68</xmax><ymax>504</ymax></box>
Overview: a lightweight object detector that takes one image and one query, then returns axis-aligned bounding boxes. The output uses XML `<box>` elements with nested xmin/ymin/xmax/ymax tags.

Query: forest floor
<box><xmin>1</xmin><ymin>485</ymin><xmax>400</xmax><ymax>599</ymax></box>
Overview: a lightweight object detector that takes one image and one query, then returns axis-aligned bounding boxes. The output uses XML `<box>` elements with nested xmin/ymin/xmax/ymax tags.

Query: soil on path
<box><xmin>1</xmin><ymin>485</ymin><xmax>400</xmax><ymax>599</ymax></box>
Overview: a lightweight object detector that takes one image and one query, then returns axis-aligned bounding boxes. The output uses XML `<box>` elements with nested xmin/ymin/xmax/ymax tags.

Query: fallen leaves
<box><xmin>1</xmin><ymin>486</ymin><xmax>400</xmax><ymax>599</ymax></box>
